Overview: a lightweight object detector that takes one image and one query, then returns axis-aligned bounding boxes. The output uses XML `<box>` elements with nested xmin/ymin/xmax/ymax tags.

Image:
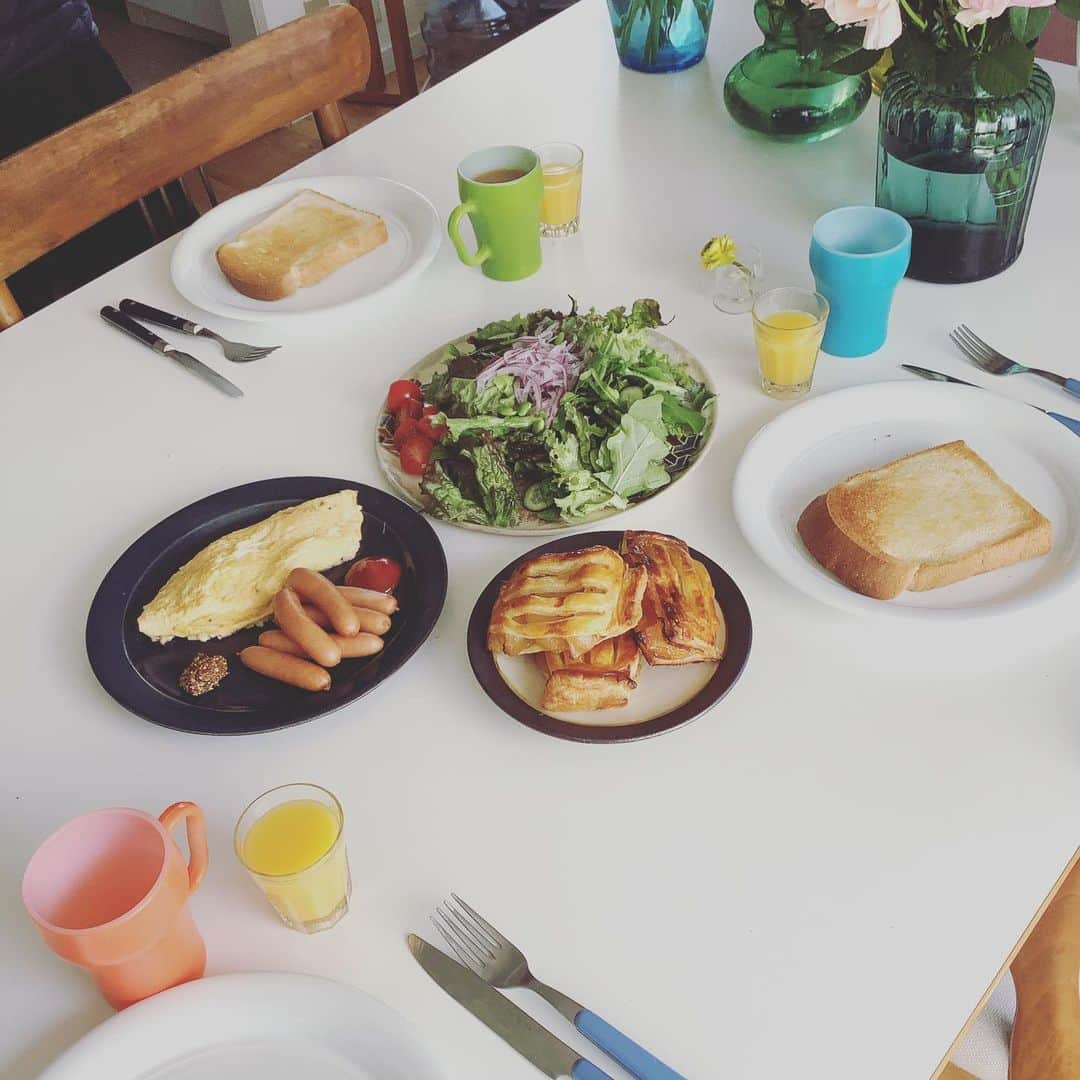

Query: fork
<box><xmin>118</xmin><ymin>299</ymin><xmax>280</xmax><ymax>363</ymax></box>
<box><xmin>951</xmin><ymin>324</ymin><xmax>1080</xmax><ymax>400</ymax></box>
<box><xmin>433</xmin><ymin>894</ymin><xmax>686</xmax><ymax>1080</ymax></box>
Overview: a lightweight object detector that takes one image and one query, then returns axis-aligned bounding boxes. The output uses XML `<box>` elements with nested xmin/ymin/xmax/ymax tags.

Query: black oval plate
<box><xmin>467</xmin><ymin>531</ymin><xmax>752</xmax><ymax>743</ymax></box>
<box><xmin>86</xmin><ymin>478</ymin><xmax>447</xmax><ymax>735</ymax></box>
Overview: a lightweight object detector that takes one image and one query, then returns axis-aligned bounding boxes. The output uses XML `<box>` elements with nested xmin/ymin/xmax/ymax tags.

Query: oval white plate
<box><xmin>38</xmin><ymin>973</ymin><xmax>444</xmax><ymax>1080</ymax></box>
<box><xmin>375</xmin><ymin>329</ymin><xmax>717</xmax><ymax>536</ymax></box>
<box><xmin>732</xmin><ymin>382</ymin><xmax>1080</xmax><ymax>619</ymax></box>
<box><xmin>171</xmin><ymin>176</ymin><xmax>440</xmax><ymax>323</ymax></box>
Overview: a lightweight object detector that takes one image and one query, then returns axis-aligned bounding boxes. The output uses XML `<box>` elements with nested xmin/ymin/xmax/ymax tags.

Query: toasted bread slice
<box><xmin>216</xmin><ymin>189</ymin><xmax>388</xmax><ymax>301</ymax></box>
<box><xmin>797</xmin><ymin>441</ymin><xmax>1052</xmax><ymax>600</ymax></box>
<box><xmin>622</xmin><ymin>531</ymin><xmax>725</xmax><ymax>665</ymax></box>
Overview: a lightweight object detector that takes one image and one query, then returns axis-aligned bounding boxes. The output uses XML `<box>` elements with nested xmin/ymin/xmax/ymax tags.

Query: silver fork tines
<box><xmin>951</xmin><ymin>324</ymin><xmax>1069</xmax><ymax>388</ymax></box>
<box><xmin>196</xmin><ymin>326</ymin><xmax>280</xmax><ymax>364</ymax></box>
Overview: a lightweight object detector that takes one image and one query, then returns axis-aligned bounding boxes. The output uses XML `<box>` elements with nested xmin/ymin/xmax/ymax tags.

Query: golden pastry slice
<box><xmin>487</xmin><ymin>546</ymin><xmax>645</xmax><ymax>657</ymax></box>
<box><xmin>622</xmin><ymin>531</ymin><xmax>724</xmax><ymax>665</ymax></box>
<box><xmin>537</xmin><ymin>633</ymin><xmax>641</xmax><ymax>711</ymax></box>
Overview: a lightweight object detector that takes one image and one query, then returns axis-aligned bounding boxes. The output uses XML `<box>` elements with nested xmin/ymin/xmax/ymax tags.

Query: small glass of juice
<box><xmin>751</xmin><ymin>287</ymin><xmax>830</xmax><ymax>400</ymax></box>
<box><xmin>536</xmin><ymin>142</ymin><xmax>583</xmax><ymax>238</ymax></box>
<box><xmin>234</xmin><ymin>783</ymin><xmax>351</xmax><ymax>934</ymax></box>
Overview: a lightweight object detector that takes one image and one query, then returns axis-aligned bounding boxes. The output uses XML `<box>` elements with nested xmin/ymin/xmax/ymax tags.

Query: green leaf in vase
<box><xmin>1007</xmin><ymin>6</ymin><xmax>1051</xmax><ymax>44</ymax></box>
<box><xmin>976</xmin><ymin>40</ymin><xmax>1035</xmax><ymax>96</ymax></box>
<box><xmin>826</xmin><ymin>46</ymin><xmax>883</xmax><ymax>75</ymax></box>
<box><xmin>1054</xmin><ymin>0</ymin><xmax>1080</xmax><ymax>20</ymax></box>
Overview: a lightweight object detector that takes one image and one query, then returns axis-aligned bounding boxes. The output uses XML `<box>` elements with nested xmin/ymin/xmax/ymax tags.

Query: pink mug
<box><xmin>22</xmin><ymin>802</ymin><xmax>208</xmax><ymax>1009</ymax></box>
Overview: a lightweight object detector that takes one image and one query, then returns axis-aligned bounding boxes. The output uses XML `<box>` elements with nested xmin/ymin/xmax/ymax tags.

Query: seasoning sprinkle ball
<box><xmin>179</xmin><ymin>653</ymin><xmax>229</xmax><ymax>696</ymax></box>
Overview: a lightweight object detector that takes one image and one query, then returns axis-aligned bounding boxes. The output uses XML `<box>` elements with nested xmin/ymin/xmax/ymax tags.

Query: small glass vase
<box><xmin>723</xmin><ymin>0</ymin><xmax>871</xmax><ymax>142</ymax></box>
<box><xmin>712</xmin><ymin>242</ymin><xmax>764</xmax><ymax>314</ymax></box>
<box><xmin>876</xmin><ymin>65</ymin><xmax>1054</xmax><ymax>284</ymax></box>
<box><xmin>607</xmin><ymin>0</ymin><xmax>714</xmax><ymax>73</ymax></box>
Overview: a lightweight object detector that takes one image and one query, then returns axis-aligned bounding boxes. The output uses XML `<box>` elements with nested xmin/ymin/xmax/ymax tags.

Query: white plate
<box><xmin>171</xmin><ymin>176</ymin><xmax>440</xmax><ymax>323</ymax></box>
<box><xmin>732</xmin><ymin>382</ymin><xmax>1080</xmax><ymax>619</ymax></box>
<box><xmin>375</xmin><ymin>329</ymin><xmax>717</xmax><ymax>536</ymax></box>
<box><xmin>38</xmin><ymin>973</ymin><xmax>444</xmax><ymax>1080</ymax></box>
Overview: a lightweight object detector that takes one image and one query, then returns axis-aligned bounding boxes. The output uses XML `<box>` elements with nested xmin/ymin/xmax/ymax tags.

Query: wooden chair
<box><xmin>0</xmin><ymin>5</ymin><xmax>371</xmax><ymax>329</ymax></box>
<box><xmin>347</xmin><ymin>0</ymin><xmax>420</xmax><ymax>107</ymax></box>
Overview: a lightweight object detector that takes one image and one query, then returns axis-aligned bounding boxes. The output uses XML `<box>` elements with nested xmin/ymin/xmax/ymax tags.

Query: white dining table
<box><xmin>3</xmin><ymin>3</ymin><xmax>1079</xmax><ymax>1077</ymax></box>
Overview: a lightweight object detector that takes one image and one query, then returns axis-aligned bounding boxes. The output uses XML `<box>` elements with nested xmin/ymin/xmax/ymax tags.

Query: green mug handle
<box><xmin>448</xmin><ymin>202</ymin><xmax>491</xmax><ymax>268</ymax></box>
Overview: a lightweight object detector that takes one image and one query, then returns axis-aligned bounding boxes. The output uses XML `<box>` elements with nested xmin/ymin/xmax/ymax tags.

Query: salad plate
<box><xmin>86</xmin><ymin>478</ymin><xmax>447</xmax><ymax>735</ymax></box>
<box><xmin>37</xmin><ymin>973</ymin><xmax>444</xmax><ymax>1080</ymax></box>
<box><xmin>467</xmin><ymin>531</ymin><xmax>752</xmax><ymax>743</ymax></box>
<box><xmin>376</xmin><ymin>301</ymin><xmax>717</xmax><ymax>535</ymax></box>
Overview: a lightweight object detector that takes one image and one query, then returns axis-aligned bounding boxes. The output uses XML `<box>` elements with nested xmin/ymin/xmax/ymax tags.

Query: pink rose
<box><xmin>825</xmin><ymin>0</ymin><xmax>903</xmax><ymax>49</ymax></box>
<box><xmin>954</xmin><ymin>0</ymin><xmax>1052</xmax><ymax>28</ymax></box>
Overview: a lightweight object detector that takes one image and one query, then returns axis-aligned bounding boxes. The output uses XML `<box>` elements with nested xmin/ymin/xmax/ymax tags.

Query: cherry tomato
<box><xmin>387</xmin><ymin>380</ymin><xmax>422</xmax><ymax>412</ymax></box>
<box><xmin>422</xmin><ymin>404</ymin><xmax>440</xmax><ymax>416</ymax></box>
<box><xmin>345</xmin><ymin>557</ymin><xmax>402</xmax><ymax>594</ymax></box>
<box><xmin>399</xmin><ymin>435</ymin><xmax>435</xmax><ymax>476</ymax></box>
<box><xmin>393</xmin><ymin>416</ymin><xmax>421</xmax><ymax>450</ymax></box>
<box><xmin>395</xmin><ymin>400</ymin><xmax>424</xmax><ymax>423</ymax></box>
<box><xmin>416</xmin><ymin>412</ymin><xmax>447</xmax><ymax>442</ymax></box>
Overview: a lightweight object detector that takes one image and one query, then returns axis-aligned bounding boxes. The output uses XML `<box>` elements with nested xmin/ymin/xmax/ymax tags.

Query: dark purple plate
<box><xmin>467</xmin><ymin>531</ymin><xmax>752</xmax><ymax>743</ymax></box>
<box><xmin>86</xmin><ymin>477</ymin><xmax>447</xmax><ymax>735</ymax></box>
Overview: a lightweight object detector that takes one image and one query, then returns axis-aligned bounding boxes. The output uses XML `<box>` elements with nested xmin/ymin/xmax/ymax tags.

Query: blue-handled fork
<box><xmin>951</xmin><ymin>324</ymin><xmax>1080</xmax><ymax>400</ymax></box>
<box><xmin>433</xmin><ymin>895</ymin><xmax>686</xmax><ymax>1080</ymax></box>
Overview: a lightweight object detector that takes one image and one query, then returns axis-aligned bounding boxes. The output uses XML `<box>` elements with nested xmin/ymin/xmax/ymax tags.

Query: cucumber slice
<box><xmin>618</xmin><ymin>385</ymin><xmax>645</xmax><ymax>405</ymax></box>
<box><xmin>523</xmin><ymin>482</ymin><xmax>554</xmax><ymax>512</ymax></box>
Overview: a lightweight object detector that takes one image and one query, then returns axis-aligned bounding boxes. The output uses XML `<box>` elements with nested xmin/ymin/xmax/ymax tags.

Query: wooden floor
<box><xmin>92</xmin><ymin>3</ymin><xmax>427</xmax><ymax>207</ymax></box>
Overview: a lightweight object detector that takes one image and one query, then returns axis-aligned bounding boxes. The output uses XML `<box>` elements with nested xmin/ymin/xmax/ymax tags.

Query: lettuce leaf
<box><xmin>596</xmin><ymin>395</ymin><xmax>672</xmax><ymax>500</ymax></box>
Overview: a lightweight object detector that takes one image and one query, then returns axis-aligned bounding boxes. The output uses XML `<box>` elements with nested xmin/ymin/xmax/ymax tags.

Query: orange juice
<box><xmin>752</xmin><ymin>309</ymin><xmax>826</xmax><ymax>398</ymax></box>
<box><xmin>236</xmin><ymin>788</ymin><xmax>351</xmax><ymax>933</ymax></box>
<box><xmin>541</xmin><ymin>164</ymin><xmax>582</xmax><ymax>229</ymax></box>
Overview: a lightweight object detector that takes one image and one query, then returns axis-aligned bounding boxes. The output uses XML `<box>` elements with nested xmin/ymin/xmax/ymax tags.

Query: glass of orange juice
<box><xmin>536</xmin><ymin>142</ymin><xmax>583</xmax><ymax>237</ymax></box>
<box><xmin>751</xmin><ymin>287</ymin><xmax>829</xmax><ymax>400</ymax></box>
<box><xmin>234</xmin><ymin>783</ymin><xmax>350</xmax><ymax>934</ymax></box>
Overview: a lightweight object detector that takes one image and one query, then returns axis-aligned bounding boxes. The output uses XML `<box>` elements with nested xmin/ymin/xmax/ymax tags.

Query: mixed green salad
<box><xmin>385</xmin><ymin>299</ymin><xmax>714</xmax><ymax>528</ymax></box>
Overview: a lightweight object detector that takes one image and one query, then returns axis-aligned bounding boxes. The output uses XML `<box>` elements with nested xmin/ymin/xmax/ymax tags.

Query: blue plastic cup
<box><xmin>809</xmin><ymin>206</ymin><xmax>912</xmax><ymax>358</ymax></box>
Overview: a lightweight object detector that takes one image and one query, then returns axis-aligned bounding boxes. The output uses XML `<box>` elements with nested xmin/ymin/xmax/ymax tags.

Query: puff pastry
<box><xmin>537</xmin><ymin>633</ymin><xmax>642</xmax><ymax>711</ymax></box>
<box><xmin>487</xmin><ymin>546</ymin><xmax>646</xmax><ymax>658</ymax></box>
<box><xmin>622</xmin><ymin>531</ymin><xmax>724</xmax><ymax>665</ymax></box>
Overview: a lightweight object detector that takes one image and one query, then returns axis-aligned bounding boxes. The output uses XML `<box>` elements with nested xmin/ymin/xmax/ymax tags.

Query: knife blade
<box><xmin>407</xmin><ymin>934</ymin><xmax>612</xmax><ymax>1080</ymax></box>
<box><xmin>100</xmin><ymin>306</ymin><xmax>243</xmax><ymax>398</ymax></box>
<box><xmin>901</xmin><ymin>364</ymin><xmax>1080</xmax><ymax>437</ymax></box>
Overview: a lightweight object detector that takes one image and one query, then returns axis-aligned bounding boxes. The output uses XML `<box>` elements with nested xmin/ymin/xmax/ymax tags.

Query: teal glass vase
<box><xmin>607</xmin><ymin>0</ymin><xmax>714</xmax><ymax>73</ymax></box>
<box><xmin>876</xmin><ymin>65</ymin><xmax>1054</xmax><ymax>283</ymax></box>
<box><xmin>723</xmin><ymin>0</ymin><xmax>871</xmax><ymax>142</ymax></box>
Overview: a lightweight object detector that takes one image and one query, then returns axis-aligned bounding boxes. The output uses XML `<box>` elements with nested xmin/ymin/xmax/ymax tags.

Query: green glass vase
<box><xmin>724</xmin><ymin>0</ymin><xmax>871</xmax><ymax>142</ymax></box>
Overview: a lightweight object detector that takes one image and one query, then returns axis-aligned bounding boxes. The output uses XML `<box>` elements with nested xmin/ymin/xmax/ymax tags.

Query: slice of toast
<box><xmin>216</xmin><ymin>189</ymin><xmax>388</xmax><ymax>301</ymax></box>
<box><xmin>797</xmin><ymin>440</ymin><xmax>1052</xmax><ymax>600</ymax></box>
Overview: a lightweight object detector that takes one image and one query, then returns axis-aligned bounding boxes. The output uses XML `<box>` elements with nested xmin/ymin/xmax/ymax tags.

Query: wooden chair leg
<box><xmin>346</xmin><ymin>0</ymin><xmax>419</xmax><ymax>107</ymax></box>
<box><xmin>349</xmin><ymin>0</ymin><xmax>387</xmax><ymax>94</ymax></box>
<box><xmin>385</xmin><ymin>0</ymin><xmax>418</xmax><ymax>100</ymax></box>
<box><xmin>0</xmin><ymin>280</ymin><xmax>24</xmax><ymax>329</ymax></box>
<box><xmin>313</xmin><ymin>101</ymin><xmax>350</xmax><ymax>147</ymax></box>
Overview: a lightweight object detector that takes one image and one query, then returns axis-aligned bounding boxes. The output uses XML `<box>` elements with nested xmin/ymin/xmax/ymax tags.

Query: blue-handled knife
<box><xmin>901</xmin><ymin>364</ymin><xmax>1080</xmax><ymax>438</ymax></box>
<box><xmin>408</xmin><ymin>934</ymin><xmax>613</xmax><ymax>1079</ymax></box>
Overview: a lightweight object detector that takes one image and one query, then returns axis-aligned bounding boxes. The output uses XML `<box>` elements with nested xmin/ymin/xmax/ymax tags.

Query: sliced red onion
<box><xmin>475</xmin><ymin>327</ymin><xmax>583</xmax><ymax>423</ymax></box>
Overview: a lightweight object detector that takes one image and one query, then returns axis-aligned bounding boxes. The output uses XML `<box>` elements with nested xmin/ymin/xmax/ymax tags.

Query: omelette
<box><xmin>138</xmin><ymin>490</ymin><xmax>364</xmax><ymax>643</ymax></box>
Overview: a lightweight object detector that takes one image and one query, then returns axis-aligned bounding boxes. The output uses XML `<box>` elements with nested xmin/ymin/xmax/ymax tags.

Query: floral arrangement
<box><xmin>781</xmin><ymin>0</ymin><xmax>1079</xmax><ymax>93</ymax></box>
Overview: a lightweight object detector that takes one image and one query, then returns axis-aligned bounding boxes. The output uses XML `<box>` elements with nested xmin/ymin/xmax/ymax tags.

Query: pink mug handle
<box><xmin>159</xmin><ymin>802</ymin><xmax>208</xmax><ymax>893</ymax></box>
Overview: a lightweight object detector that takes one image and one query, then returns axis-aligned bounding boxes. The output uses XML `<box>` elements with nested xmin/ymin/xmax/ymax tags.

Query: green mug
<box><xmin>448</xmin><ymin>146</ymin><xmax>543</xmax><ymax>282</ymax></box>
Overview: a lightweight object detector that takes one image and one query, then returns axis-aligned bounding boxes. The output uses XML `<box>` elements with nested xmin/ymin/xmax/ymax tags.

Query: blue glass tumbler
<box><xmin>809</xmin><ymin>206</ymin><xmax>911</xmax><ymax>358</ymax></box>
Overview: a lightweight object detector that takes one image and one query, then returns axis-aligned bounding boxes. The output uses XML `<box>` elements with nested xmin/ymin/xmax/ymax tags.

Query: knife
<box><xmin>901</xmin><ymin>364</ymin><xmax>1080</xmax><ymax>437</ymax></box>
<box><xmin>407</xmin><ymin>934</ymin><xmax>613</xmax><ymax>1079</ymax></box>
<box><xmin>100</xmin><ymin>306</ymin><xmax>243</xmax><ymax>398</ymax></box>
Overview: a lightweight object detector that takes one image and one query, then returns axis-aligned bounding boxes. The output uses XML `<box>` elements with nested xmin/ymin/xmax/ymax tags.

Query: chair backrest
<box><xmin>0</xmin><ymin>5</ymin><xmax>371</xmax><ymax>329</ymax></box>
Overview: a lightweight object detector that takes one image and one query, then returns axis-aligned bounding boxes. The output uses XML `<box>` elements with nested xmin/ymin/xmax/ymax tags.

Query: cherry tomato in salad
<box><xmin>416</xmin><ymin>411</ymin><xmax>447</xmax><ymax>442</ymax></box>
<box><xmin>399</xmin><ymin>435</ymin><xmax>435</xmax><ymax>476</ymax></box>
<box><xmin>394</xmin><ymin>399</ymin><xmax>424</xmax><ymax>423</ymax></box>
<box><xmin>393</xmin><ymin>416</ymin><xmax>422</xmax><ymax>450</ymax></box>
<box><xmin>344</xmin><ymin>557</ymin><xmax>402</xmax><ymax>594</ymax></box>
<box><xmin>387</xmin><ymin>380</ymin><xmax>422</xmax><ymax>412</ymax></box>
